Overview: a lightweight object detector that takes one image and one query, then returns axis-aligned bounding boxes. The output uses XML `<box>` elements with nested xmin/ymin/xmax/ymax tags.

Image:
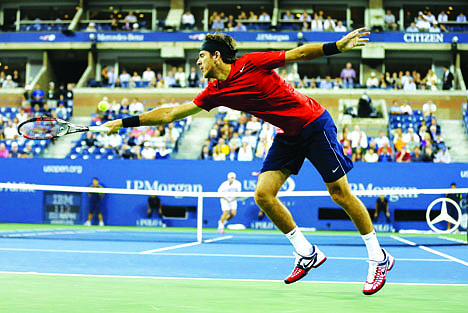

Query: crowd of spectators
<box><xmin>68</xmin><ymin>97</ymin><xmax>190</xmax><ymax>160</ymax></box>
<box><xmin>98</xmin><ymin>65</ymin><xmax>205</xmax><ymax>89</ymax></box>
<box><xmin>0</xmin><ymin>81</ymin><xmax>74</xmax><ymax>158</ymax></box>
<box><xmin>0</xmin><ymin>69</ymin><xmax>24</xmax><ymax>88</ymax></box>
<box><xmin>339</xmin><ymin>99</ymin><xmax>450</xmax><ymax>164</ymax></box>
<box><xmin>200</xmin><ymin>107</ymin><xmax>275</xmax><ymax>161</ymax></box>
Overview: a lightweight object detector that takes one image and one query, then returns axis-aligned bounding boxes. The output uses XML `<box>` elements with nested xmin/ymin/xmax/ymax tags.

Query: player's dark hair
<box><xmin>202</xmin><ymin>33</ymin><xmax>238</xmax><ymax>64</ymax></box>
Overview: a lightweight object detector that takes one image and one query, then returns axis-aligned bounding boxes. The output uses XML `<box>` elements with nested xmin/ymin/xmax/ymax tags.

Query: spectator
<box><xmin>349</xmin><ymin>125</ymin><xmax>368</xmax><ymax>149</ymax></box>
<box><xmin>395</xmin><ymin>145</ymin><xmax>411</xmax><ymax>162</ymax></box>
<box><xmin>442</xmin><ymin>66</ymin><xmax>454</xmax><ymax>90</ymax></box>
<box><xmin>3</xmin><ymin>121</ymin><xmax>18</xmax><ymax>140</ymax></box>
<box><xmin>47</xmin><ymin>82</ymin><xmax>59</xmax><ymax>101</ymax></box>
<box><xmin>319</xmin><ymin>76</ymin><xmax>333</xmax><ymax>89</ymax></box>
<box><xmin>234</xmin><ymin>22</ymin><xmax>247</xmax><ymax>32</ymax></box>
<box><xmin>248</xmin><ymin>11</ymin><xmax>258</xmax><ymax>21</ymax></box>
<box><xmin>287</xmin><ymin>69</ymin><xmax>301</xmax><ymax>87</ymax></box>
<box><xmin>118</xmin><ymin>69</ymin><xmax>131</xmax><ymax>87</ymax></box>
<box><xmin>237</xmin><ymin>11</ymin><xmax>247</xmax><ymax>20</ymax></box>
<box><xmin>404</xmin><ymin>11</ymin><xmax>414</xmax><ymax>28</ymax></box>
<box><xmin>410</xmin><ymin>146</ymin><xmax>423</xmax><ymax>162</ymax></box>
<box><xmin>421</xmin><ymin>146</ymin><xmax>434</xmax><ymax>162</ymax></box>
<box><xmin>175</xmin><ymin>67</ymin><xmax>186</xmax><ymax>87</ymax></box>
<box><xmin>181</xmin><ymin>10</ymin><xmax>195</xmax><ymax>30</ymax></box>
<box><xmin>311</xmin><ymin>13</ymin><xmax>323</xmax><ymax>32</ymax></box>
<box><xmin>429</xmin><ymin>116</ymin><xmax>441</xmax><ymax>135</ymax></box>
<box><xmin>85</xmin><ymin>22</ymin><xmax>97</xmax><ymax>32</ymax></box>
<box><xmin>429</xmin><ymin>22</ymin><xmax>441</xmax><ymax>33</ymax></box>
<box><xmin>377</xmin><ymin>142</ymin><xmax>394</xmax><ymax>162</ymax></box>
<box><xmin>147</xmin><ymin>194</ymin><xmax>163</xmax><ymax>221</ymax></box>
<box><xmin>20</xmin><ymin>142</ymin><xmax>34</xmax><ymax>158</ymax></box>
<box><xmin>364</xmin><ymin>147</ymin><xmax>378</xmax><ymax>163</ymax></box>
<box><xmin>456</xmin><ymin>13</ymin><xmax>467</xmax><ymax>23</ymax></box>
<box><xmin>366</xmin><ymin>72</ymin><xmax>379</xmax><ymax>88</ymax></box>
<box><xmin>141</xmin><ymin>142</ymin><xmax>156</xmax><ymax>159</ymax></box>
<box><xmin>403</xmin><ymin>128</ymin><xmax>420</xmax><ymax>151</ymax></box>
<box><xmin>102</xmin><ymin>66</ymin><xmax>117</xmax><ymax>87</ymax></box>
<box><xmin>384</xmin><ymin>10</ymin><xmax>397</xmax><ymax>31</ymax></box>
<box><xmin>16</xmin><ymin>108</ymin><xmax>29</xmax><ymax>124</ymax></box>
<box><xmin>357</xmin><ymin>93</ymin><xmax>374</xmax><ymax>118</ymax></box>
<box><xmin>422</xmin><ymin>100</ymin><xmax>437</xmax><ymax>117</ymax></box>
<box><xmin>406</xmin><ymin>22</ymin><xmax>419</xmax><ymax>32</ymax></box>
<box><xmin>424</xmin><ymin>69</ymin><xmax>438</xmax><ymax>90</ymax></box>
<box><xmin>31</xmin><ymin>84</ymin><xmax>45</xmax><ymax>106</ymax></box>
<box><xmin>340</xmin><ymin>63</ymin><xmax>356</xmax><ymax>89</ymax></box>
<box><xmin>187</xmin><ymin>67</ymin><xmax>199</xmax><ymax>87</ymax></box>
<box><xmin>213</xmin><ymin>137</ymin><xmax>229</xmax><ymax>161</ymax></box>
<box><xmin>299</xmin><ymin>10</ymin><xmax>311</xmax><ymax>23</ymax></box>
<box><xmin>237</xmin><ymin>141</ymin><xmax>253</xmax><ymax>161</ymax></box>
<box><xmin>0</xmin><ymin>143</ymin><xmax>10</xmax><ymax>158</ymax></box>
<box><xmin>124</xmin><ymin>11</ymin><xmax>138</xmax><ymax>30</ymax></box>
<box><xmin>2</xmin><ymin>75</ymin><xmax>16</xmax><ymax>88</ymax></box>
<box><xmin>323</xmin><ymin>16</ymin><xmax>336</xmax><ymax>32</ymax></box>
<box><xmin>13</xmin><ymin>70</ymin><xmax>22</xmax><ymax>87</ymax></box>
<box><xmin>434</xmin><ymin>147</ymin><xmax>451</xmax><ymax>163</ymax></box>
<box><xmin>374</xmin><ymin>131</ymin><xmax>390</xmax><ymax>149</ymax></box>
<box><xmin>334</xmin><ymin>21</ymin><xmax>347</xmax><ymax>32</ymax></box>
<box><xmin>200</xmin><ymin>145</ymin><xmax>212</xmax><ymax>160</ymax></box>
<box><xmin>8</xmin><ymin>142</ymin><xmax>20</xmax><ymax>158</ymax></box>
<box><xmin>416</xmin><ymin>12</ymin><xmax>430</xmax><ymax>32</ymax></box>
<box><xmin>352</xmin><ymin>146</ymin><xmax>364</xmax><ymax>162</ymax></box>
<box><xmin>438</xmin><ymin>10</ymin><xmax>448</xmax><ymax>23</ymax></box>
<box><xmin>378</xmin><ymin>73</ymin><xmax>389</xmax><ymax>89</ymax></box>
<box><xmin>142</xmin><ymin>67</ymin><xmax>156</xmax><ymax>85</ymax></box>
<box><xmin>282</xmin><ymin>10</ymin><xmax>294</xmax><ymax>20</ymax></box>
<box><xmin>259</xmin><ymin>11</ymin><xmax>271</xmax><ymax>22</ymax></box>
<box><xmin>211</xmin><ymin>16</ymin><xmax>224</xmax><ymax>31</ymax></box>
<box><xmin>399</xmin><ymin>101</ymin><xmax>413</xmax><ymax>115</ymax></box>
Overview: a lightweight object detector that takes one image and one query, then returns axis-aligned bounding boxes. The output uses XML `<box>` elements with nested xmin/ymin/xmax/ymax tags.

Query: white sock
<box><xmin>361</xmin><ymin>230</ymin><xmax>384</xmax><ymax>261</ymax></box>
<box><xmin>218</xmin><ymin>220</ymin><xmax>224</xmax><ymax>230</ymax></box>
<box><xmin>285</xmin><ymin>227</ymin><xmax>313</xmax><ymax>256</ymax></box>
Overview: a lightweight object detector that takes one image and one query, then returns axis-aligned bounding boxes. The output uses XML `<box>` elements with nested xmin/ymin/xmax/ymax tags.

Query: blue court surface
<box><xmin>0</xmin><ymin>228</ymin><xmax>467</xmax><ymax>286</ymax></box>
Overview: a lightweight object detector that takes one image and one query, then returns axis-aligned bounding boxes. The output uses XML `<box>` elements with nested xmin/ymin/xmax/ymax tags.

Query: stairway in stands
<box><xmin>439</xmin><ymin>120</ymin><xmax>468</xmax><ymax>163</ymax></box>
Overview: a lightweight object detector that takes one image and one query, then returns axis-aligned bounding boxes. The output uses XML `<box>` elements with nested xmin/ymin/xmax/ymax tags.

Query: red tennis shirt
<box><xmin>193</xmin><ymin>51</ymin><xmax>325</xmax><ymax>136</ymax></box>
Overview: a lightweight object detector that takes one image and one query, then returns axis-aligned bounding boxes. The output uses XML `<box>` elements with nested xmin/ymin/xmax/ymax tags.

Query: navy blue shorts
<box><xmin>261</xmin><ymin>110</ymin><xmax>353</xmax><ymax>183</ymax></box>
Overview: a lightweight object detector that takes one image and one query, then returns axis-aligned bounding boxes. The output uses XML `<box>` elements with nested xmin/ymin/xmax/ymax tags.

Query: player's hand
<box><xmin>336</xmin><ymin>28</ymin><xmax>370</xmax><ymax>52</ymax></box>
<box><xmin>102</xmin><ymin>119</ymin><xmax>123</xmax><ymax>135</ymax></box>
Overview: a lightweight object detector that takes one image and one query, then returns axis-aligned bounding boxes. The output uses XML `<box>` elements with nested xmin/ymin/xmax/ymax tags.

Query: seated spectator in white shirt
<box><xmin>403</xmin><ymin>78</ymin><xmax>417</xmax><ymax>91</ymax></box>
<box><xmin>300</xmin><ymin>11</ymin><xmax>311</xmax><ymax>22</ymax></box>
<box><xmin>118</xmin><ymin>69</ymin><xmax>131</xmax><ymax>87</ymax></box>
<box><xmin>319</xmin><ymin>76</ymin><xmax>334</xmax><ymax>89</ymax></box>
<box><xmin>416</xmin><ymin>12</ymin><xmax>430</xmax><ymax>32</ymax></box>
<box><xmin>366</xmin><ymin>72</ymin><xmax>379</xmax><ymax>88</ymax></box>
<box><xmin>259</xmin><ymin>12</ymin><xmax>271</xmax><ymax>22</ymax></box>
<box><xmin>3</xmin><ymin>121</ymin><xmax>18</xmax><ymax>139</ymax></box>
<box><xmin>142</xmin><ymin>67</ymin><xmax>156</xmax><ymax>83</ymax></box>
<box><xmin>429</xmin><ymin>22</ymin><xmax>441</xmax><ymax>33</ymax></box>
<box><xmin>334</xmin><ymin>21</ymin><xmax>347</xmax><ymax>32</ymax></box>
<box><xmin>323</xmin><ymin>16</ymin><xmax>336</xmax><ymax>31</ymax></box>
<box><xmin>422</xmin><ymin>100</ymin><xmax>437</xmax><ymax>117</ymax></box>
<box><xmin>434</xmin><ymin>147</ymin><xmax>451</xmax><ymax>163</ymax></box>
<box><xmin>400</xmin><ymin>102</ymin><xmax>413</xmax><ymax>115</ymax></box>
<box><xmin>364</xmin><ymin>148</ymin><xmax>379</xmax><ymax>163</ymax></box>
<box><xmin>406</xmin><ymin>22</ymin><xmax>419</xmax><ymax>32</ymax></box>
<box><xmin>141</xmin><ymin>142</ymin><xmax>156</xmax><ymax>159</ymax></box>
<box><xmin>282</xmin><ymin>10</ymin><xmax>294</xmax><ymax>20</ymax></box>
<box><xmin>384</xmin><ymin>10</ymin><xmax>397</xmax><ymax>30</ymax></box>
<box><xmin>181</xmin><ymin>10</ymin><xmax>195</xmax><ymax>30</ymax></box>
<box><xmin>174</xmin><ymin>67</ymin><xmax>186</xmax><ymax>87</ymax></box>
<box><xmin>311</xmin><ymin>14</ymin><xmax>323</xmax><ymax>32</ymax></box>
<box><xmin>425</xmin><ymin>11</ymin><xmax>437</xmax><ymax>24</ymax></box>
<box><xmin>2</xmin><ymin>75</ymin><xmax>16</xmax><ymax>88</ymax></box>
<box><xmin>437</xmin><ymin>10</ymin><xmax>448</xmax><ymax>23</ymax></box>
<box><xmin>374</xmin><ymin>131</ymin><xmax>390</xmax><ymax>149</ymax></box>
<box><xmin>237</xmin><ymin>142</ymin><xmax>253</xmax><ymax>161</ymax></box>
<box><xmin>349</xmin><ymin>125</ymin><xmax>368</xmax><ymax>149</ymax></box>
<box><xmin>129</xmin><ymin>98</ymin><xmax>144</xmax><ymax>114</ymax></box>
<box><xmin>286</xmin><ymin>69</ymin><xmax>300</xmax><ymax>86</ymax></box>
<box><xmin>211</xmin><ymin>16</ymin><xmax>225</xmax><ymax>31</ymax></box>
<box><xmin>234</xmin><ymin>22</ymin><xmax>247</xmax><ymax>32</ymax></box>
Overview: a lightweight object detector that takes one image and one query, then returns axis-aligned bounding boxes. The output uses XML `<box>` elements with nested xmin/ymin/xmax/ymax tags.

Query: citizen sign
<box><xmin>403</xmin><ymin>33</ymin><xmax>443</xmax><ymax>43</ymax></box>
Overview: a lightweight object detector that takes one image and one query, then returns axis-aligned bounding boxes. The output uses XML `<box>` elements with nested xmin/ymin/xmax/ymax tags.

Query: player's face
<box><xmin>197</xmin><ymin>50</ymin><xmax>216</xmax><ymax>78</ymax></box>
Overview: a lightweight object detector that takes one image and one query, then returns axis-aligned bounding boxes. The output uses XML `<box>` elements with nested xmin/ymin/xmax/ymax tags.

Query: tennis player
<box><xmin>103</xmin><ymin>28</ymin><xmax>394</xmax><ymax>295</ymax></box>
<box><xmin>217</xmin><ymin>172</ymin><xmax>242</xmax><ymax>234</ymax></box>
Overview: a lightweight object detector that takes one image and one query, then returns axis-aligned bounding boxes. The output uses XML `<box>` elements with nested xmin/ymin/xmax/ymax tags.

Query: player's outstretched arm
<box><xmin>285</xmin><ymin>28</ymin><xmax>370</xmax><ymax>63</ymax></box>
<box><xmin>103</xmin><ymin>102</ymin><xmax>202</xmax><ymax>133</ymax></box>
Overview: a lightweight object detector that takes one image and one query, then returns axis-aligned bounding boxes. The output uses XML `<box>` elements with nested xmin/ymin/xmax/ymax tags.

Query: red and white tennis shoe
<box><xmin>284</xmin><ymin>245</ymin><xmax>327</xmax><ymax>284</ymax></box>
<box><xmin>363</xmin><ymin>248</ymin><xmax>395</xmax><ymax>295</ymax></box>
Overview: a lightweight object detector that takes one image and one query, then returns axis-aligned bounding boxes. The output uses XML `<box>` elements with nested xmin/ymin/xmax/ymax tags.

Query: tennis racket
<box><xmin>17</xmin><ymin>116</ymin><xmax>109</xmax><ymax>140</ymax></box>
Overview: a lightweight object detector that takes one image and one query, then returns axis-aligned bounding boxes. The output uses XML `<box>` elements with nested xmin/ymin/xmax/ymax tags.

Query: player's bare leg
<box><xmin>325</xmin><ymin>174</ymin><xmax>394</xmax><ymax>295</ymax></box>
<box><xmin>255</xmin><ymin>169</ymin><xmax>326</xmax><ymax>284</ymax></box>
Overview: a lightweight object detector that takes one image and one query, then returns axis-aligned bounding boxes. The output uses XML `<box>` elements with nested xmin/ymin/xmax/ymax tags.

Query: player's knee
<box><xmin>254</xmin><ymin>189</ymin><xmax>274</xmax><ymax>208</ymax></box>
<box><xmin>329</xmin><ymin>188</ymin><xmax>348</xmax><ymax>205</ymax></box>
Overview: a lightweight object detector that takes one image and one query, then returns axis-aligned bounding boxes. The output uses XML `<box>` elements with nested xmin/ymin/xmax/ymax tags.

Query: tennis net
<box><xmin>0</xmin><ymin>182</ymin><xmax>466</xmax><ymax>246</ymax></box>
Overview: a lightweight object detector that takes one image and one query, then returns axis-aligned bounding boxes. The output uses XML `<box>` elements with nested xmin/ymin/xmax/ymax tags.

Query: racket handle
<box><xmin>89</xmin><ymin>126</ymin><xmax>109</xmax><ymax>133</ymax></box>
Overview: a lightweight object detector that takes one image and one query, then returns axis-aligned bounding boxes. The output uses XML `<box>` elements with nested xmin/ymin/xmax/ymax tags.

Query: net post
<box><xmin>197</xmin><ymin>194</ymin><xmax>203</xmax><ymax>243</ymax></box>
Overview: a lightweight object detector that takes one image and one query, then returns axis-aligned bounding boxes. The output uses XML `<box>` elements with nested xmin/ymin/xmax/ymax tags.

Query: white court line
<box><xmin>391</xmin><ymin>235</ymin><xmax>468</xmax><ymax>267</ymax></box>
<box><xmin>203</xmin><ymin>235</ymin><xmax>233</xmax><ymax>243</ymax></box>
<box><xmin>0</xmin><ymin>247</ymin><xmax>449</xmax><ymax>262</ymax></box>
<box><xmin>139</xmin><ymin>242</ymin><xmax>201</xmax><ymax>254</ymax></box>
<box><xmin>0</xmin><ymin>270</ymin><xmax>466</xmax><ymax>286</ymax></box>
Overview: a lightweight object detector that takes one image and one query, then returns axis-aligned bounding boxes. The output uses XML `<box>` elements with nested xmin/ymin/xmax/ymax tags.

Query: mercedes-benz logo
<box><xmin>426</xmin><ymin>198</ymin><xmax>462</xmax><ymax>234</ymax></box>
